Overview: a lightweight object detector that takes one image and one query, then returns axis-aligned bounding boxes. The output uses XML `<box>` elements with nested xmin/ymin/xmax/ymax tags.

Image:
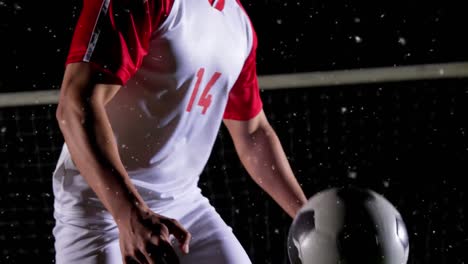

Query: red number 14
<box><xmin>186</xmin><ymin>68</ymin><xmax>221</xmax><ymax>115</ymax></box>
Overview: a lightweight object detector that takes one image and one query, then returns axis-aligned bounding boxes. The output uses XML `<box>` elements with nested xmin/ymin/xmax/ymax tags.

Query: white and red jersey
<box><xmin>53</xmin><ymin>0</ymin><xmax>263</xmax><ymax>217</ymax></box>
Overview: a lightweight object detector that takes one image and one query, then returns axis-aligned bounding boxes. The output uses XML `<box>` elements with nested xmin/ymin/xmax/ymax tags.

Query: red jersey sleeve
<box><xmin>66</xmin><ymin>0</ymin><xmax>173</xmax><ymax>85</ymax></box>
<box><xmin>223</xmin><ymin>26</ymin><xmax>263</xmax><ymax>121</ymax></box>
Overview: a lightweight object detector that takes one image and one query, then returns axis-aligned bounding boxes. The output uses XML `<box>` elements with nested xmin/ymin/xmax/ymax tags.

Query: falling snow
<box><xmin>354</xmin><ymin>35</ymin><xmax>362</xmax><ymax>43</ymax></box>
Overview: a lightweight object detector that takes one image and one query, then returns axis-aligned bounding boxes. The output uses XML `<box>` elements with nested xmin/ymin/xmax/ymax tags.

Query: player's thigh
<box><xmin>177</xmin><ymin>199</ymin><xmax>252</xmax><ymax>264</ymax></box>
<box><xmin>180</xmin><ymin>229</ymin><xmax>252</xmax><ymax>264</ymax></box>
<box><xmin>53</xmin><ymin>213</ymin><xmax>122</xmax><ymax>264</ymax></box>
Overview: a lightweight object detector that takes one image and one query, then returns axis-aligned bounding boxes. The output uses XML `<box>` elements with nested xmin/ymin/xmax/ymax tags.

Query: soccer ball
<box><xmin>287</xmin><ymin>186</ymin><xmax>409</xmax><ymax>264</ymax></box>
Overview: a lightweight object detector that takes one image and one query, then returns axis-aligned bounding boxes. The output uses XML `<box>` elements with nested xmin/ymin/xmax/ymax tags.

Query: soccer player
<box><xmin>52</xmin><ymin>0</ymin><xmax>308</xmax><ymax>263</ymax></box>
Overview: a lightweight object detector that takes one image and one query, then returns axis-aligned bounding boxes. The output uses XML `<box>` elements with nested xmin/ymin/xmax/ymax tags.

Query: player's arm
<box><xmin>224</xmin><ymin>112</ymin><xmax>308</xmax><ymax>218</ymax></box>
<box><xmin>56</xmin><ymin>0</ymin><xmax>189</xmax><ymax>262</ymax></box>
<box><xmin>57</xmin><ymin>63</ymin><xmax>189</xmax><ymax>263</ymax></box>
<box><xmin>56</xmin><ymin>62</ymin><xmax>145</xmax><ymax>221</ymax></box>
<box><xmin>221</xmin><ymin>9</ymin><xmax>306</xmax><ymax>217</ymax></box>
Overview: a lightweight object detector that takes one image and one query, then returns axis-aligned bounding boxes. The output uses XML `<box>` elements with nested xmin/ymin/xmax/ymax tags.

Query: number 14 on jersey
<box><xmin>186</xmin><ymin>68</ymin><xmax>221</xmax><ymax>115</ymax></box>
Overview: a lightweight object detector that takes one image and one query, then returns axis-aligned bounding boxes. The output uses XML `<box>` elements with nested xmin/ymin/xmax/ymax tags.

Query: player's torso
<box><xmin>105</xmin><ymin>0</ymin><xmax>254</xmax><ymax>173</ymax></box>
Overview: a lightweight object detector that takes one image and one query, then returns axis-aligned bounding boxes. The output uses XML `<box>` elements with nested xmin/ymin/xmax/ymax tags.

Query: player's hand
<box><xmin>116</xmin><ymin>205</ymin><xmax>191</xmax><ymax>264</ymax></box>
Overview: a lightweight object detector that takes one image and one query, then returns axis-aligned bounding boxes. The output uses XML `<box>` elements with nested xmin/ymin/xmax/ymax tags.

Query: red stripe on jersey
<box><xmin>207</xmin><ymin>0</ymin><xmax>225</xmax><ymax>11</ymax></box>
<box><xmin>223</xmin><ymin>1</ymin><xmax>263</xmax><ymax>121</ymax></box>
<box><xmin>214</xmin><ymin>0</ymin><xmax>225</xmax><ymax>11</ymax></box>
<box><xmin>66</xmin><ymin>0</ymin><xmax>174</xmax><ymax>85</ymax></box>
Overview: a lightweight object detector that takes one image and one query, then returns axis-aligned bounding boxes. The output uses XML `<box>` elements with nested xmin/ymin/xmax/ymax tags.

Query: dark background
<box><xmin>1</xmin><ymin>0</ymin><xmax>468</xmax><ymax>263</ymax></box>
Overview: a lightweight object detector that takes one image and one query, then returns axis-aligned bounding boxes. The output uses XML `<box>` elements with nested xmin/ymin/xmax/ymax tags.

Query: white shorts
<box><xmin>52</xmin><ymin>190</ymin><xmax>251</xmax><ymax>264</ymax></box>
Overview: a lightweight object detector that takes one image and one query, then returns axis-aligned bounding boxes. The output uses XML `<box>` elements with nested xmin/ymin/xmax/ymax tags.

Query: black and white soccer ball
<box><xmin>287</xmin><ymin>186</ymin><xmax>409</xmax><ymax>264</ymax></box>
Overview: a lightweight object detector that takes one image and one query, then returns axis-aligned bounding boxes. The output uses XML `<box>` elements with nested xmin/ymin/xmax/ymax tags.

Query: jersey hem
<box><xmin>53</xmin><ymin>202</ymin><xmax>115</xmax><ymax>220</ymax></box>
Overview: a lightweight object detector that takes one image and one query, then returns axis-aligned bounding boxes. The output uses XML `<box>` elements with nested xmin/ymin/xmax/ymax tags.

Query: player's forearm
<box><xmin>235</xmin><ymin>124</ymin><xmax>308</xmax><ymax>218</ymax></box>
<box><xmin>56</xmin><ymin>99</ymin><xmax>147</xmax><ymax>222</ymax></box>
